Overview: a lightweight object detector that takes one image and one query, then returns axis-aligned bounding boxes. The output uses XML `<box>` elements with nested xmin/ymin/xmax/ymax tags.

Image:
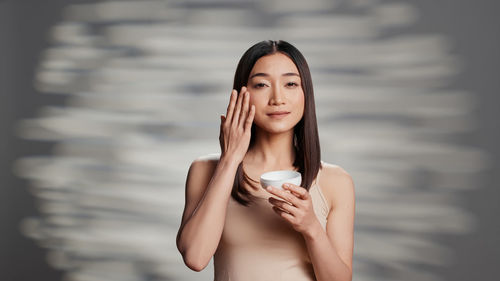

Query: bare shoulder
<box><xmin>318</xmin><ymin>162</ymin><xmax>355</xmax><ymax>211</ymax></box>
<box><xmin>188</xmin><ymin>153</ymin><xmax>220</xmax><ymax>175</ymax></box>
<box><xmin>186</xmin><ymin>153</ymin><xmax>221</xmax><ymax>192</ymax></box>
<box><xmin>180</xmin><ymin>153</ymin><xmax>221</xmax><ymax>225</ymax></box>
<box><xmin>186</xmin><ymin>153</ymin><xmax>221</xmax><ymax>195</ymax></box>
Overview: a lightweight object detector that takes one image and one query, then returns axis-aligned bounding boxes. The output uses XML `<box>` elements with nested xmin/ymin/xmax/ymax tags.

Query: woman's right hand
<box><xmin>219</xmin><ymin>86</ymin><xmax>255</xmax><ymax>165</ymax></box>
<box><xmin>177</xmin><ymin>87</ymin><xmax>254</xmax><ymax>271</ymax></box>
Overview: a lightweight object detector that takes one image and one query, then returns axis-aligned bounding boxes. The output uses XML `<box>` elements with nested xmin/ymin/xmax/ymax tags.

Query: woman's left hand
<box><xmin>267</xmin><ymin>184</ymin><xmax>321</xmax><ymax>236</ymax></box>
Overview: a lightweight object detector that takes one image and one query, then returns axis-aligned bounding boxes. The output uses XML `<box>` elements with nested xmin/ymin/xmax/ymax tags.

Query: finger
<box><xmin>272</xmin><ymin>206</ymin><xmax>295</xmax><ymax>221</ymax></box>
<box><xmin>225</xmin><ymin>89</ymin><xmax>237</xmax><ymax>124</ymax></box>
<box><xmin>266</xmin><ymin>186</ymin><xmax>300</xmax><ymax>206</ymax></box>
<box><xmin>283</xmin><ymin>183</ymin><xmax>309</xmax><ymax>199</ymax></box>
<box><xmin>238</xmin><ymin>91</ymin><xmax>250</xmax><ymax>128</ymax></box>
<box><xmin>269</xmin><ymin>197</ymin><xmax>297</xmax><ymax>213</ymax></box>
<box><xmin>244</xmin><ymin>105</ymin><xmax>255</xmax><ymax>132</ymax></box>
<box><xmin>231</xmin><ymin>88</ymin><xmax>245</xmax><ymax>127</ymax></box>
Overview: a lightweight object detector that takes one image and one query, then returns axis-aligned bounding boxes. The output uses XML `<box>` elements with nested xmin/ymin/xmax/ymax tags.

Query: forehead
<box><xmin>250</xmin><ymin>52</ymin><xmax>299</xmax><ymax>76</ymax></box>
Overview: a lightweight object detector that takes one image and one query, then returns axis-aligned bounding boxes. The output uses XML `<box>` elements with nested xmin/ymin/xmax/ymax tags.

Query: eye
<box><xmin>254</xmin><ymin>82</ymin><xmax>267</xmax><ymax>88</ymax></box>
<box><xmin>286</xmin><ymin>82</ymin><xmax>299</xmax><ymax>88</ymax></box>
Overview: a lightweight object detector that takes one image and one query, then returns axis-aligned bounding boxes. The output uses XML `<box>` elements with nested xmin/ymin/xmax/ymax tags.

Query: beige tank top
<box><xmin>214</xmin><ymin>167</ymin><xmax>329</xmax><ymax>281</ymax></box>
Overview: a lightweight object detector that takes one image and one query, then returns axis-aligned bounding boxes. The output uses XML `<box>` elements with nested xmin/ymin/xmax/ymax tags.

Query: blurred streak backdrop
<box><xmin>1</xmin><ymin>0</ymin><xmax>499</xmax><ymax>281</ymax></box>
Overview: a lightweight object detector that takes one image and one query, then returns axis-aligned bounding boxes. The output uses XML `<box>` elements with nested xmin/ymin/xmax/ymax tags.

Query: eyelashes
<box><xmin>253</xmin><ymin>82</ymin><xmax>299</xmax><ymax>88</ymax></box>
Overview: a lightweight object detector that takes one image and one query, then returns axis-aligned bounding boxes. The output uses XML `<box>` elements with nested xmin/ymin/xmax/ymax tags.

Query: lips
<box><xmin>267</xmin><ymin>111</ymin><xmax>290</xmax><ymax>118</ymax></box>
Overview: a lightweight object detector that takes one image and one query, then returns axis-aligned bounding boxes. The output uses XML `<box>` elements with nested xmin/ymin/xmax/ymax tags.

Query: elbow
<box><xmin>177</xmin><ymin>242</ymin><xmax>210</xmax><ymax>272</ymax></box>
<box><xmin>176</xmin><ymin>231</ymin><xmax>211</xmax><ymax>272</ymax></box>
<box><xmin>181</xmin><ymin>252</ymin><xmax>210</xmax><ymax>272</ymax></box>
<box><xmin>185</xmin><ymin>260</ymin><xmax>208</xmax><ymax>272</ymax></box>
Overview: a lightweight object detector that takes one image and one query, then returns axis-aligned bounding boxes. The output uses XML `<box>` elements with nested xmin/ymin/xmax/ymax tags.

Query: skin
<box><xmin>176</xmin><ymin>53</ymin><xmax>355</xmax><ymax>281</ymax></box>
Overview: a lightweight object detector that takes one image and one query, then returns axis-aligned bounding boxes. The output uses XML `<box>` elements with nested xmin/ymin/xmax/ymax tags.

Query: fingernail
<box><xmin>266</xmin><ymin>186</ymin><xmax>272</xmax><ymax>191</ymax></box>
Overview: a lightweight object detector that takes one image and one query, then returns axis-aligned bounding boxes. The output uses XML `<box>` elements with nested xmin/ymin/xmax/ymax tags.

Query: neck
<box><xmin>246</xmin><ymin>128</ymin><xmax>296</xmax><ymax>170</ymax></box>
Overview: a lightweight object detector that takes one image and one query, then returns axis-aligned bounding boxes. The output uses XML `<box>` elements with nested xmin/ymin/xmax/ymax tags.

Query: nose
<box><xmin>269</xmin><ymin>85</ymin><xmax>285</xmax><ymax>105</ymax></box>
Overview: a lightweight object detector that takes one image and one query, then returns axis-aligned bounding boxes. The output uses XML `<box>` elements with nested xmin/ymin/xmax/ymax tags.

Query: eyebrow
<box><xmin>249</xmin><ymin>72</ymin><xmax>300</xmax><ymax>79</ymax></box>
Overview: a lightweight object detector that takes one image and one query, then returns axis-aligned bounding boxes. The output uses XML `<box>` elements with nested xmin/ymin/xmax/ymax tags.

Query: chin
<box><xmin>255</xmin><ymin>122</ymin><xmax>297</xmax><ymax>134</ymax></box>
<box><xmin>253</xmin><ymin>113</ymin><xmax>303</xmax><ymax>134</ymax></box>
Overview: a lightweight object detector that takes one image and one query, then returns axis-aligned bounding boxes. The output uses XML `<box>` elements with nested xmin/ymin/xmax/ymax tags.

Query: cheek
<box><xmin>295</xmin><ymin>91</ymin><xmax>305</xmax><ymax>115</ymax></box>
<box><xmin>249</xmin><ymin>93</ymin><xmax>265</xmax><ymax>109</ymax></box>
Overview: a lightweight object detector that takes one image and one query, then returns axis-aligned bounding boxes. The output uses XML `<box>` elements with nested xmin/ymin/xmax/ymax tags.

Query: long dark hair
<box><xmin>231</xmin><ymin>40</ymin><xmax>321</xmax><ymax>206</ymax></box>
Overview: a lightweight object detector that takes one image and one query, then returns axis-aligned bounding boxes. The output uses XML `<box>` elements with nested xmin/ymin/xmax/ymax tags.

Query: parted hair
<box><xmin>231</xmin><ymin>40</ymin><xmax>321</xmax><ymax>206</ymax></box>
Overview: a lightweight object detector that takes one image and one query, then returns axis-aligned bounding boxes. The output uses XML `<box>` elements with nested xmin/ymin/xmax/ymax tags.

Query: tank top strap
<box><xmin>314</xmin><ymin>160</ymin><xmax>324</xmax><ymax>186</ymax></box>
<box><xmin>308</xmin><ymin>161</ymin><xmax>329</xmax><ymax>229</ymax></box>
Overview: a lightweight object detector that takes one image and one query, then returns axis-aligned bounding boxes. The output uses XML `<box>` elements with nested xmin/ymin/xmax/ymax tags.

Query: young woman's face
<box><xmin>247</xmin><ymin>52</ymin><xmax>305</xmax><ymax>134</ymax></box>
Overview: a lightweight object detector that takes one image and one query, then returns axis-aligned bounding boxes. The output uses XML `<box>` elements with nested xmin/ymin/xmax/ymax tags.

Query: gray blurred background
<box><xmin>1</xmin><ymin>0</ymin><xmax>499</xmax><ymax>281</ymax></box>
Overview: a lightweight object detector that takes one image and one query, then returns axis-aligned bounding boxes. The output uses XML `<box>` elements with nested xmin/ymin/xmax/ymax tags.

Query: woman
<box><xmin>176</xmin><ymin>40</ymin><xmax>355</xmax><ymax>281</ymax></box>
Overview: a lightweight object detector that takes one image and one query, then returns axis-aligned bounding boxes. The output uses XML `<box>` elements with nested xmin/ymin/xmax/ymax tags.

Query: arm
<box><xmin>176</xmin><ymin>87</ymin><xmax>255</xmax><ymax>271</ymax></box>
<box><xmin>176</xmin><ymin>156</ymin><xmax>239</xmax><ymax>271</ymax></box>
<box><xmin>303</xmin><ymin>167</ymin><xmax>355</xmax><ymax>281</ymax></box>
<box><xmin>267</xmin><ymin>165</ymin><xmax>355</xmax><ymax>281</ymax></box>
